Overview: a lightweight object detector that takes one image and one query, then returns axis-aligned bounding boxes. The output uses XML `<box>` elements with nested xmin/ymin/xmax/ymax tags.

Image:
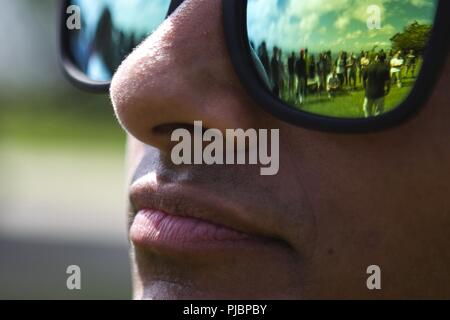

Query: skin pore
<box><xmin>110</xmin><ymin>0</ymin><xmax>450</xmax><ymax>299</ymax></box>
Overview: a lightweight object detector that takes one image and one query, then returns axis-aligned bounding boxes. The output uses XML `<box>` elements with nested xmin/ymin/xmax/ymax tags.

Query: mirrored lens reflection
<box><xmin>68</xmin><ymin>0</ymin><xmax>171</xmax><ymax>82</ymax></box>
<box><xmin>247</xmin><ymin>0</ymin><xmax>438</xmax><ymax>118</ymax></box>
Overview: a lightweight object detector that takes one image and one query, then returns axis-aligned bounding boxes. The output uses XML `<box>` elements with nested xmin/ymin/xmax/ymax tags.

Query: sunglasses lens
<box><xmin>246</xmin><ymin>0</ymin><xmax>438</xmax><ymax>119</ymax></box>
<box><xmin>64</xmin><ymin>0</ymin><xmax>171</xmax><ymax>82</ymax></box>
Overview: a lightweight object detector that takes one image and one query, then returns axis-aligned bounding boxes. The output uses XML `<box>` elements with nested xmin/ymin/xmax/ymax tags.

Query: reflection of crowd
<box><xmin>388</xmin><ymin>49</ymin><xmax>417</xmax><ymax>88</ymax></box>
<box><xmin>256</xmin><ymin>42</ymin><xmax>419</xmax><ymax>113</ymax></box>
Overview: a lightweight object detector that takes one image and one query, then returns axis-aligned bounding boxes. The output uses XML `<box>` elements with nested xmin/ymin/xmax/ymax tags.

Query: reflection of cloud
<box><xmin>300</xmin><ymin>13</ymin><xmax>319</xmax><ymax>32</ymax></box>
<box><xmin>332</xmin><ymin>37</ymin><xmax>345</xmax><ymax>46</ymax></box>
<box><xmin>368</xmin><ymin>41</ymin><xmax>390</xmax><ymax>48</ymax></box>
<box><xmin>346</xmin><ymin>30</ymin><xmax>362</xmax><ymax>40</ymax></box>
<box><xmin>247</xmin><ymin>0</ymin><xmax>436</xmax><ymax>52</ymax></box>
<box><xmin>368</xmin><ymin>23</ymin><xmax>396</xmax><ymax>38</ymax></box>
<box><xmin>248</xmin><ymin>0</ymin><xmax>350</xmax><ymax>50</ymax></box>
<box><xmin>410</xmin><ymin>0</ymin><xmax>432</xmax><ymax>7</ymax></box>
<box><xmin>335</xmin><ymin>16</ymin><xmax>350</xmax><ymax>30</ymax></box>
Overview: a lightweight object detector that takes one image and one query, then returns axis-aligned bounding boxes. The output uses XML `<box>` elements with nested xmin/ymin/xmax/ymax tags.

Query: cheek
<box><xmin>277</xmin><ymin>127</ymin><xmax>393</xmax><ymax>219</ymax></box>
<box><xmin>279</xmin><ymin>121</ymin><xmax>448</xmax><ymax>239</ymax></box>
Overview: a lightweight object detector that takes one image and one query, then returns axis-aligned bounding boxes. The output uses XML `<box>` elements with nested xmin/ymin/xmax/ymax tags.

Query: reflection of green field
<box><xmin>284</xmin><ymin>76</ymin><xmax>416</xmax><ymax>119</ymax></box>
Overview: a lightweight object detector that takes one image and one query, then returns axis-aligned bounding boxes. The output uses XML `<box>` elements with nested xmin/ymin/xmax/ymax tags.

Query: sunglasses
<box><xmin>60</xmin><ymin>0</ymin><xmax>449</xmax><ymax>133</ymax></box>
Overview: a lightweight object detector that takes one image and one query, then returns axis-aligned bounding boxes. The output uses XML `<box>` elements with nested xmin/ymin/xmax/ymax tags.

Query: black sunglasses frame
<box><xmin>59</xmin><ymin>0</ymin><xmax>110</xmax><ymax>92</ymax></box>
<box><xmin>60</xmin><ymin>0</ymin><xmax>450</xmax><ymax>133</ymax></box>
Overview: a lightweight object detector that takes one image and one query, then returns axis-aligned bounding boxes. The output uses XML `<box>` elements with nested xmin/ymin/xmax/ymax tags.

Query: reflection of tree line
<box><xmin>81</xmin><ymin>7</ymin><xmax>147</xmax><ymax>76</ymax></box>
<box><xmin>256</xmin><ymin>41</ymin><xmax>419</xmax><ymax>104</ymax></box>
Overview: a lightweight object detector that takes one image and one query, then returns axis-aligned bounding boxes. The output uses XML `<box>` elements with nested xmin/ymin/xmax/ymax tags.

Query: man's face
<box><xmin>110</xmin><ymin>0</ymin><xmax>450</xmax><ymax>299</ymax></box>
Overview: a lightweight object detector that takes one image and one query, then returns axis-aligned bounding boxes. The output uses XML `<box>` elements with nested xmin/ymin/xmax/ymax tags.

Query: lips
<box><xmin>128</xmin><ymin>175</ymin><xmax>289</xmax><ymax>254</ymax></box>
<box><xmin>130</xmin><ymin>209</ymin><xmax>254</xmax><ymax>252</ymax></box>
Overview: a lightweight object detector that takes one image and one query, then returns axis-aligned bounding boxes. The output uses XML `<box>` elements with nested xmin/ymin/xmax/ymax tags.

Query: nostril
<box><xmin>152</xmin><ymin>122</ymin><xmax>213</xmax><ymax>156</ymax></box>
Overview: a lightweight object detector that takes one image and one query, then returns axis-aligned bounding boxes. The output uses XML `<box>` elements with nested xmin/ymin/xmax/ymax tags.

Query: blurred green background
<box><xmin>0</xmin><ymin>0</ymin><xmax>131</xmax><ymax>299</ymax></box>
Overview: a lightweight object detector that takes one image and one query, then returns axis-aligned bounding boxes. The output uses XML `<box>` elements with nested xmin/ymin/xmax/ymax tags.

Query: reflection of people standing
<box><xmin>346</xmin><ymin>53</ymin><xmax>357</xmax><ymax>90</ymax></box>
<box><xmin>288</xmin><ymin>52</ymin><xmax>296</xmax><ymax>99</ymax></box>
<box><xmin>359</xmin><ymin>51</ymin><xmax>370</xmax><ymax>84</ymax></box>
<box><xmin>257</xmin><ymin>42</ymin><xmax>270</xmax><ymax>78</ymax></box>
<box><xmin>324</xmin><ymin>51</ymin><xmax>332</xmax><ymax>81</ymax></box>
<box><xmin>405</xmin><ymin>50</ymin><xmax>417</xmax><ymax>78</ymax></box>
<box><xmin>357</xmin><ymin>50</ymin><xmax>364</xmax><ymax>84</ymax></box>
<box><xmin>387</xmin><ymin>49</ymin><xmax>394</xmax><ymax>66</ymax></box>
<box><xmin>309</xmin><ymin>55</ymin><xmax>317</xmax><ymax>92</ymax></box>
<box><xmin>336</xmin><ymin>52</ymin><xmax>345</xmax><ymax>87</ymax></box>
<box><xmin>362</xmin><ymin>53</ymin><xmax>390</xmax><ymax>117</ymax></box>
<box><xmin>317</xmin><ymin>53</ymin><xmax>326</xmax><ymax>93</ymax></box>
<box><xmin>305</xmin><ymin>48</ymin><xmax>310</xmax><ymax>81</ymax></box>
<box><xmin>308</xmin><ymin>55</ymin><xmax>316</xmax><ymax>79</ymax></box>
<box><xmin>295</xmin><ymin>49</ymin><xmax>307</xmax><ymax>103</ymax></box>
<box><xmin>390</xmin><ymin>51</ymin><xmax>404</xmax><ymax>88</ymax></box>
<box><xmin>326</xmin><ymin>67</ymin><xmax>340</xmax><ymax>99</ymax></box>
<box><xmin>342</xmin><ymin>51</ymin><xmax>348</xmax><ymax>87</ymax></box>
<box><xmin>271</xmin><ymin>47</ymin><xmax>281</xmax><ymax>97</ymax></box>
<box><xmin>278</xmin><ymin>48</ymin><xmax>286</xmax><ymax>96</ymax></box>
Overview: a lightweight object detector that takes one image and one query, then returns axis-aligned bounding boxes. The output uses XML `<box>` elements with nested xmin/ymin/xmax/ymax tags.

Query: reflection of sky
<box><xmin>75</xmin><ymin>0</ymin><xmax>171</xmax><ymax>37</ymax></box>
<box><xmin>72</xmin><ymin>0</ymin><xmax>171</xmax><ymax>81</ymax></box>
<box><xmin>248</xmin><ymin>0</ymin><xmax>437</xmax><ymax>53</ymax></box>
<box><xmin>86</xmin><ymin>53</ymin><xmax>111</xmax><ymax>81</ymax></box>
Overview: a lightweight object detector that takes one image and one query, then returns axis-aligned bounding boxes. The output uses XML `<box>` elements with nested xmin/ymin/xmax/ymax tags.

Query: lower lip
<box><xmin>130</xmin><ymin>209</ymin><xmax>253</xmax><ymax>252</ymax></box>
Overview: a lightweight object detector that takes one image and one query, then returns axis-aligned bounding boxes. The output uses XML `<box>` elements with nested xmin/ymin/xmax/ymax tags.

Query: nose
<box><xmin>110</xmin><ymin>0</ymin><xmax>260</xmax><ymax>152</ymax></box>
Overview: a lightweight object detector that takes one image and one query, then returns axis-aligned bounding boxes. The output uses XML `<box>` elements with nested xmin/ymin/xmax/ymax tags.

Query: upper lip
<box><xmin>129</xmin><ymin>173</ymin><xmax>285</xmax><ymax>243</ymax></box>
